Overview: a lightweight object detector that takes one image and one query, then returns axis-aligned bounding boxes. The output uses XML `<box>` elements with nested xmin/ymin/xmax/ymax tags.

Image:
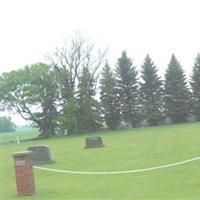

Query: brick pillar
<box><xmin>12</xmin><ymin>151</ymin><xmax>35</xmax><ymax>196</ymax></box>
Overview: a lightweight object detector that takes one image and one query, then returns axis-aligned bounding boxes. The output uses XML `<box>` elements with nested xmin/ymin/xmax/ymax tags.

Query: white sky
<box><xmin>1</xmin><ymin>0</ymin><xmax>200</xmax><ymax>125</ymax></box>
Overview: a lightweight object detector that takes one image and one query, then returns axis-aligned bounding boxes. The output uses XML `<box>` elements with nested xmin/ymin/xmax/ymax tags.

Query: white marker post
<box><xmin>16</xmin><ymin>136</ymin><xmax>20</xmax><ymax>144</ymax></box>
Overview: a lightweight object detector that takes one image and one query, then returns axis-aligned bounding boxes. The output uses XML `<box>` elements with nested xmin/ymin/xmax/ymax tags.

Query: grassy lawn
<box><xmin>1</xmin><ymin>122</ymin><xmax>200</xmax><ymax>199</ymax></box>
<box><xmin>0</xmin><ymin>128</ymin><xmax>39</xmax><ymax>144</ymax></box>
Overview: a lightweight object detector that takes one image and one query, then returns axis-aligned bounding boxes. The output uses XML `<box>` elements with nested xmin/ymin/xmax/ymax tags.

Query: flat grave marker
<box><xmin>84</xmin><ymin>136</ymin><xmax>105</xmax><ymax>148</ymax></box>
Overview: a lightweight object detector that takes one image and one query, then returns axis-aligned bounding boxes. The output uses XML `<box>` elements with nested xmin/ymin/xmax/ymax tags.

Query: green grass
<box><xmin>0</xmin><ymin>128</ymin><xmax>39</xmax><ymax>144</ymax></box>
<box><xmin>1</xmin><ymin>122</ymin><xmax>200</xmax><ymax>199</ymax></box>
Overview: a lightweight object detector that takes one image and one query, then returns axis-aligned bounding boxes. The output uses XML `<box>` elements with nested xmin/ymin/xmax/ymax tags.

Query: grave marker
<box><xmin>84</xmin><ymin>136</ymin><xmax>105</xmax><ymax>148</ymax></box>
<box><xmin>27</xmin><ymin>145</ymin><xmax>54</xmax><ymax>165</ymax></box>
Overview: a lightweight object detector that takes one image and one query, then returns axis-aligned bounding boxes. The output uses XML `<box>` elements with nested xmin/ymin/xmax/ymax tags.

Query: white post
<box><xmin>16</xmin><ymin>136</ymin><xmax>20</xmax><ymax>144</ymax></box>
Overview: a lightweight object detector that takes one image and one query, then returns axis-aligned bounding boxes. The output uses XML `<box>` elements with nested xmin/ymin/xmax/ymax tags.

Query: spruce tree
<box><xmin>100</xmin><ymin>62</ymin><xmax>121</xmax><ymax>130</ymax></box>
<box><xmin>76</xmin><ymin>66</ymin><xmax>102</xmax><ymax>133</ymax></box>
<box><xmin>140</xmin><ymin>55</ymin><xmax>163</xmax><ymax>125</ymax></box>
<box><xmin>164</xmin><ymin>54</ymin><xmax>190</xmax><ymax>123</ymax></box>
<box><xmin>190</xmin><ymin>53</ymin><xmax>200</xmax><ymax>120</ymax></box>
<box><xmin>116</xmin><ymin>51</ymin><xmax>140</xmax><ymax>127</ymax></box>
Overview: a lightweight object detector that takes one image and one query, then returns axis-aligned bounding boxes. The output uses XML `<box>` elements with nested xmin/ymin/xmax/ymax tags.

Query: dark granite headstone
<box><xmin>27</xmin><ymin>145</ymin><xmax>54</xmax><ymax>165</ymax></box>
<box><xmin>84</xmin><ymin>136</ymin><xmax>105</xmax><ymax>148</ymax></box>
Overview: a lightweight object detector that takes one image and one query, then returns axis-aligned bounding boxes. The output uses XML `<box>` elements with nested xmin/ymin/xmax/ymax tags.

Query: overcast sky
<box><xmin>1</xmin><ymin>0</ymin><xmax>200</xmax><ymax>125</ymax></box>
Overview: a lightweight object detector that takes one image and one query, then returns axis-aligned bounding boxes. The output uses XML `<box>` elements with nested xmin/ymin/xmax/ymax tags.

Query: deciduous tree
<box><xmin>1</xmin><ymin>63</ymin><xmax>59</xmax><ymax>138</ymax></box>
<box><xmin>0</xmin><ymin>116</ymin><xmax>16</xmax><ymax>132</ymax></box>
<box><xmin>49</xmin><ymin>33</ymin><xmax>106</xmax><ymax>134</ymax></box>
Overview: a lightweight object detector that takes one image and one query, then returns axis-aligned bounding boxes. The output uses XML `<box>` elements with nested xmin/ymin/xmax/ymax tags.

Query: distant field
<box><xmin>0</xmin><ymin>128</ymin><xmax>39</xmax><ymax>144</ymax></box>
<box><xmin>1</xmin><ymin>122</ymin><xmax>200</xmax><ymax>199</ymax></box>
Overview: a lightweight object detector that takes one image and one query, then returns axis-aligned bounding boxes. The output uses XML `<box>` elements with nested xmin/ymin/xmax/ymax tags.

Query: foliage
<box><xmin>58</xmin><ymin>97</ymin><xmax>78</xmax><ymax>135</ymax></box>
<box><xmin>76</xmin><ymin>66</ymin><xmax>102</xmax><ymax>133</ymax></box>
<box><xmin>140</xmin><ymin>55</ymin><xmax>163</xmax><ymax>125</ymax></box>
<box><xmin>49</xmin><ymin>33</ymin><xmax>106</xmax><ymax>134</ymax></box>
<box><xmin>190</xmin><ymin>53</ymin><xmax>200</xmax><ymax>120</ymax></box>
<box><xmin>116</xmin><ymin>51</ymin><xmax>140</xmax><ymax>127</ymax></box>
<box><xmin>100</xmin><ymin>62</ymin><xmax>121</xmax><ymax>130</ymax></box>
<box><xmin>1</xmin><ymin>63</ymin><xmax>59</xmax><ymax>138</ymax></box>
<box><xmin>0</xmin><ymin>116</ymin><xmax>16</xmax><ymax>132</ymax></box>
<box><xmin>164</xmin><ymin>54</ymin><xmax>191</xmax><ymax>123</ymax></box>
<box><xmin>2</xmin><ymin>33</ymin><xmax>200</xmax><ymax>135</ymax></box>
<box><xmin>49</xmin><ymin>33</ymin><xmax>106</xmax><ymax>101</ymax></box>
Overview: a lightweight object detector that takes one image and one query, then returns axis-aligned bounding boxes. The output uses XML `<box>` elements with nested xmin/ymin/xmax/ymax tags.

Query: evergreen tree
<box><xmin>140</xmin><ymin>55</ymin><xmax>163</xmax><ymax>125</ymax></box>
<box><xmin>164</xmin><ymin>54</ymin><xmax>190</xmax><ymax>123</ymax></box>
<box><xmin>190</xmin><ymin>53</ymin><xmax>200</xmax><ymax>120</ymax></box>
<box><xmin>100</xmin><ymin>62</ymin><xmax>121</xmax><ymax>130</ymax></box>
<box><xmin>116</xmin><ymin>51</ymin><xmax>140</xmax><ymax>127</ymax></box>
<box><xmin>76</xmin><ymin>66</ymin><xmax>102</xmax><ymax>133</ymax></box>
<box><xmin>58</xmin><ymin>97</ymin><xmax>78</xmax><ymax>135</ymax></box>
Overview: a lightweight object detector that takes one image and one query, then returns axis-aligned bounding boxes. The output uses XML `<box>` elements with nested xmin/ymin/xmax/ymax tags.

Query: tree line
<box><xmin>1</xmin><ymin>34</ymin><xmax>200</xmax><ymax>138</ymax></box>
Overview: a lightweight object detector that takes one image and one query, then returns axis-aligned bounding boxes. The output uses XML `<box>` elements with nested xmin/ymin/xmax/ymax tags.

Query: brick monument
<box><xmin>12</xmin><ymin>151</ymin><xmax>35</xmax><ymax>196</ymax></box>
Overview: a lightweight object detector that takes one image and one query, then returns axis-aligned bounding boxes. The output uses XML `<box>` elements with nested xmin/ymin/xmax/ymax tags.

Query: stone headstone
<box><xmin>27</xmin><ymin>145</ymin><xmax>54</xmax><ymax>165</ymax></box>
<box><xmin>84</xmin><ymin>136</ymin><xmax>105</xmax><ymax>148</ymax></box>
